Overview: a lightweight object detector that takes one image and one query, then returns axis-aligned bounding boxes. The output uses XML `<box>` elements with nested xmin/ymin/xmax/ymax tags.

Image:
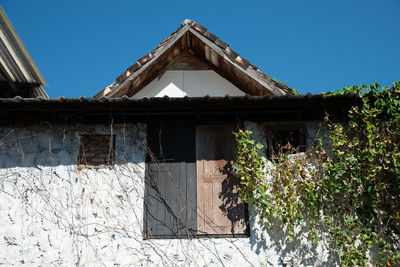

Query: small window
<box><xmin>78</xmin><ymin>135</ymin><xmax>115</xmax><ymax>166</ymax></box>
<box><xmin>267</xmin><ymin>127</ymin><xmax>306</xmax><ymax>157</ymax></box>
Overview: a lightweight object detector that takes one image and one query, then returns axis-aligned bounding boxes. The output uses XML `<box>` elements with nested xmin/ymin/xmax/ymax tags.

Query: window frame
<box><xmin>78</xmin><ymin>134</ymin><xmax>115</xmax><ymax>167</ymax></box>
<box><xmin>263</xmin><ymin>123</ymin><xmax>307</xmax><ymax>159</ymax></box>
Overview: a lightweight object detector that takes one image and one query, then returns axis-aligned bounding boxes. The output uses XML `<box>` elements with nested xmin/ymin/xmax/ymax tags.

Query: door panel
<box><xmin>196</xmin><ymin>125</ymin><xmax>247</xmax><ymax>235</ymax></box>
<box><xmin>145</xmin><ymin>124</ymin><xmax>197</xmax><ymax>237</ymax></box>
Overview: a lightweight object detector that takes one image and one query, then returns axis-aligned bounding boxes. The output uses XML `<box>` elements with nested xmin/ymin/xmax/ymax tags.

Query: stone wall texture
<box><xmin>0</xmin><ymin>122</ymin><xmax>334</xmax><ymax>266</ymax></box>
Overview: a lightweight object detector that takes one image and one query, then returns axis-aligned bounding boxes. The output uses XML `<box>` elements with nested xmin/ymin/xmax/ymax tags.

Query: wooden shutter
<box><xmin>144</xmin><ymin>124</ymin><xmax>197</xmax><ymax>237</ymax></box>
<box><xmin>196</xmin><ymin>125</ymin><xmax>247</xmax><ymax>235</ymax></box>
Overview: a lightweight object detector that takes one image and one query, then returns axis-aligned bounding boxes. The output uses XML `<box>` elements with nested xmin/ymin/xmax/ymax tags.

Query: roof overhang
<box><xmin>0</xmin><ymin>94</ymin><xmax>360</xmax><ymax>125</ymax></box>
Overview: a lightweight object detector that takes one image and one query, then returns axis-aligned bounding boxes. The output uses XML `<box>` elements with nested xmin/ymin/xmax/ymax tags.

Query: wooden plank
<box><xmin>197</xmin><ymin>159</ymin><xmax>205</xmax><ymax>232</ymax></box>
<box><xmin>186</xmin><ymin>162</ymin><xmax>197</xmax><ymax>233</ymax></box>
<box><xmin>165</xmin><ymin>162</ymin><xmax>179</xmax><ymax>234</ymax></box>
<box><xmin>145</xmin><ymin>123</ymin><xmax>197</xmax><ymax>237</ymax></box>
<box><xmin>168</xmin><ymin>52</ymin><xmax>210</xmax><ymax>70</ymax></box>
<box><xmin>145</xmin><ymin>163</ymin><xmax>169</xmax><ymax>236</ymax></box>
<box><xmin>143</xmin><ymin>166</ymin><xmax>152</xmax><ymax>236</ymax></box>
<box><xmin>204</xmin><ymin>182</ymin><xmax>213</xmax><ymax>225</ymax></box>
<box><xmin>155</xmin><ymin>165</ymin><xmax>169</xmax><ymax>235</ymax></box>
<box><xmin>179</xmin><ymin>162</ymin><xmax>187</xmax><ymax>234</ymax></box>
<box><xmin>196</xmin><ymin>125</ymin><xmax>247</xmax><ymax>235</ymax></box>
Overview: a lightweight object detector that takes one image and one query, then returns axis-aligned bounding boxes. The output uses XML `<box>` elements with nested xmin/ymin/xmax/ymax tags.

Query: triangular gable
<box><xmin>95</xmin><ymin>19</ymin><xmax>292</xmax><ymax>98</ymax></box>
<box><xmin>131</xmin><ymin>70</ymin><xmax>246</xmax><ymax>99</ymax></box>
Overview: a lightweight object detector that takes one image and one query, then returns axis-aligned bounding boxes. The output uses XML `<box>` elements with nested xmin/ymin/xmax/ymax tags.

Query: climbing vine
<box><xmin>234</xmin><ymin>82</ymin><xmax>400</xmax><ymax>266</ymax></box>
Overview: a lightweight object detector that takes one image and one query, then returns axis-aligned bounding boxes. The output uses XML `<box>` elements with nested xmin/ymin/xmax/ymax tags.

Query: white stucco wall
<box><xmin>132</xmin><ymin>70</ymin><xmax>246</xmax><ymax>99</ymax></box>
<box><xmin>0</xmin><ymin>122</ymin><xmax>334</xmax><ymax>266</ymax></box>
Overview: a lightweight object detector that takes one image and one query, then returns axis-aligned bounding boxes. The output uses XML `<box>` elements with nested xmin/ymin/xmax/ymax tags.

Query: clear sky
<box><xmin>1</xmin><ymin>0</ymin><xmax>399</xmax><ymax>97</ymax></box>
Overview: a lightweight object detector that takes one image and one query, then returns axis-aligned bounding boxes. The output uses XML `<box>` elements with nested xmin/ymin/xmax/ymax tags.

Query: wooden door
<box><xmin>145</xmin><ymin>124</ymin><xmax>197</xmax><ymax>237</ymax></box>
<box><xmin>196</xmin><ymin>125</ymin><xmax>247</xmax><ymax>235</ymax></box>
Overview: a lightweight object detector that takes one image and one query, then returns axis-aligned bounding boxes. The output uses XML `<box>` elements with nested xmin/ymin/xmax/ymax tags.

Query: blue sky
<box><xmin>2</xmin><ymin>0</ymin><xmax>399</xmax><ymax>97</ymax></box>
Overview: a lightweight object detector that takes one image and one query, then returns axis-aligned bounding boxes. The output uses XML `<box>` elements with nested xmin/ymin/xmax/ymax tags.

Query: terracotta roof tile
<box><xmin>203</xmin><ymin>31</ymin><xmax>218</xmax><ymax>42</ymax></box>
<box><xmin>127</xmin><ymin>62</ymin><xmax>142</xmax><ymax>73</ymax></box>
<box><xmin>234</xmin><ymin>56</ymin><xmax>250</xmax><ymax>68</ymax></box>
<box><xmin>138</xmin><ymin>53</ymin><xmax>154</xmax><ymax>65</ymax></box>
<box><xmin>190</xmin><ymin>22</ymin><xmax>207</xmax><ymax>34</ymax></box>
<box><xmin>214</xmin><ymin>38</ymin><xmax>229</xmax><ymax>49</ymax></box>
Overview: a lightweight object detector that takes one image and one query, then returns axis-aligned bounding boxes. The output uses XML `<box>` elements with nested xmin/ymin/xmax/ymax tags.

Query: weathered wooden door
<box><xmin>196</xmin><ymin>125</ymin><xmax>247</xmax><ymax>235</ymax></box>
<box><xmin>145</xmin><ymin>124</ymin><xmax>197</xmax><ymax>237</ymax></box>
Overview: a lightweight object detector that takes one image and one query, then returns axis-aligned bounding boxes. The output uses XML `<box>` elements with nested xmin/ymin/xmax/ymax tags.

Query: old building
<box><xmin>0</xmin><ymin>20</ymin><xmax>356</xmax><ymax>266</ymax></box>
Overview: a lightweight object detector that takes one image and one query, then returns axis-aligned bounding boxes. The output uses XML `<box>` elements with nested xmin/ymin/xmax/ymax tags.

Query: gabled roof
<box><xmin>95</xmin><ymin>19</ymin><xmax>293</xmax><ymax>98</ymax></box>
<box><xmin>0</xmin><ymin>6</ymin><xmax>48</xmax><ymax>98</ymax></box>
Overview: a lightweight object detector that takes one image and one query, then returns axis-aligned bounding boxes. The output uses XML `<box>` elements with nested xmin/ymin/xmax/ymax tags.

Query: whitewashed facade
<box><xmin>0</xmin><ymin>121</ymin><xmax>334</xmax><ymax>266</ymax></box>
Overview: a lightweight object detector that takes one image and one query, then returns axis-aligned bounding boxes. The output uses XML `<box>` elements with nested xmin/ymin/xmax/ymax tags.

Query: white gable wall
<box><xmin>132</xmin><ymin>70</ymin><xmax>246</xmax><ymax>99</ymax></box>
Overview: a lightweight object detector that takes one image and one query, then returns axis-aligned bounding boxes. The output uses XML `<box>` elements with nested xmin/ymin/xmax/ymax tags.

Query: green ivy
<box><xmin>234</xmin><ymin>82</ymin><xmax>400</xmax><ymax>266</ymax></box>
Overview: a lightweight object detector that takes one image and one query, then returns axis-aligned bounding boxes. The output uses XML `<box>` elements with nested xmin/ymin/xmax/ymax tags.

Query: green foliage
<box><xmin>234</xmin><ymin>82</ymin><xmax>400</xmax><ymax>266</ymax></box>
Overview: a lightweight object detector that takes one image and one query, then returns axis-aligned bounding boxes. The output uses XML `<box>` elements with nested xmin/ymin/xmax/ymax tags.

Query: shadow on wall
<box><xmin>244</xmin><ymin>121</ymin><xmax>341</xmax><ymax>265</ymax></box>
<box><xmin>0</xmin><ymin>127</ymin><xmax>77</xmax><ymax>168</ymax></box>
<box><xmin>249</xmin><ymin>214</ymin><xmax>340</xmax><ymax>266</ymax></box>
<box><xmin>0</xmin><ymin>124</ymin><xmax>145</xmax><ymax>169</ymax></box>
<box><xmin>219</xmin><ymin>161</ymin><xmax>248</xmax><ymax>234</ymax></box>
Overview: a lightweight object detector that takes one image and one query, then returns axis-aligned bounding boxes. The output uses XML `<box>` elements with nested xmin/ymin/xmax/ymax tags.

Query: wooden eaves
<box><xmin>95</xmin><ymin>20</ymin><xmax>293</xmax><ymax>98</ymax></box>
<box><xmin>0</xmin><ymin>94</ymin><xmax>360</xmax><ymax>125</ymax></box>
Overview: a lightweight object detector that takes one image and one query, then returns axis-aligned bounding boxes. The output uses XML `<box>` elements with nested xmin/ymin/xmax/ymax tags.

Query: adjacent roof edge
<box><xmin>32</xmin><ymin>86</ymin><xmax>49</xmax><ymax>98</ymax></box>
<box><xmin>0</xmin><ymin>6</ymin><xmax>47</xmax><ymax>87</ymax></box>
<box><xmin>97</xmin><ymin>19</ymin><xmax>294</xmax><ymax>98</ymax></box>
